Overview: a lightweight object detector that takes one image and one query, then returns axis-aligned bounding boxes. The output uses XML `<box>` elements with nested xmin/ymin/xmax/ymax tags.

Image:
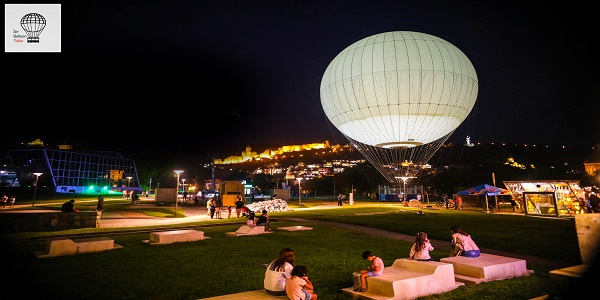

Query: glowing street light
<box><xmin>396</xmin><ymin>176</ymin><xmax>415</xmax><ymax>204</ymax></box>
<box><xmin>173</xmin><ymin>170</ymin><xmax>184</xmax><ymax>217</ymax></box>
<box><xmin>296</xmin><ymin>177</ymin><xmax>303</xmax><ymax>206</ymax></box>
<box><xmin>126</xmin><ymin>176</ymin><xmax>133</xmax><ymax>187</ymax></box>
<box><xmin>31</xmin><ymin>172</ymin><xmax>43</xmax><ymax>207</ymax></box>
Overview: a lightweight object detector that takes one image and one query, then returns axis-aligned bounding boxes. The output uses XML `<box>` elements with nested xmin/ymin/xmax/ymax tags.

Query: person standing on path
<box><xmin>235</xmin><ymin>195</ymin><xmax>244</xmax><ymax>218</ymax></box>
<box><xmin>97</xmin><ymin>196</ymin><xmax>105</xmax><ymax>212</ymax></box>
<box><xmin>9</xmin><ymin>195</ymin><xmax>16</xmax><ymax>207</ymax></box>
<box><xmin>337</xmin><ymin>193</ymin><xmax>343</xmax><ymax>206</ymax></box>
<box><xmin>1</xmin><ymin>194</ymin><xmax>8</xmax><ymax>208</ymax></box>
<box><xmin>454</xmin><ymin>195</ymin><xmax>462</xmax><ymax>211</ymax></box>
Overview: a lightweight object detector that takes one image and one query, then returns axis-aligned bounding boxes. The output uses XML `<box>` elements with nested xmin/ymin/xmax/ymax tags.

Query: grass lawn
<box><xmin>1</xmin><ymin>197</ymin><xmax>589</xmax><ymax>299</ymax></box>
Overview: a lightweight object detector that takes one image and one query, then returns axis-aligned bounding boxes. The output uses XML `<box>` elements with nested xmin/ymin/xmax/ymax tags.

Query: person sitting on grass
<box><xmin>354</xmin><ymin>250</ymin><xmax>384</xmax><ymax>292</ymax></box>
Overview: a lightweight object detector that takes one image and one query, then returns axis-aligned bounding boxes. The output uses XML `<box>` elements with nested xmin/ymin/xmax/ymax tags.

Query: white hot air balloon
<box><xmin>320</xmin><ymin>31</ymin><xmax>478</xmax><ymax>183</ymax></box>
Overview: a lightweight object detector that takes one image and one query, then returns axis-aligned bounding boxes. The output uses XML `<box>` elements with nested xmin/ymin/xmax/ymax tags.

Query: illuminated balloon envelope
<box><xmin>320</xmin><ymin>31</ymin><xmax>478</xmax><ymax>183</ymax></box>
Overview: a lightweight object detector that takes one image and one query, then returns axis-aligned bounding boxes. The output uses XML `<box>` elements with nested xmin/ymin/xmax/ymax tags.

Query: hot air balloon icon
<box><xmin>20</xmin><ymin>13</ymin><xmax>46</xmax><ymax>43</ymax></box>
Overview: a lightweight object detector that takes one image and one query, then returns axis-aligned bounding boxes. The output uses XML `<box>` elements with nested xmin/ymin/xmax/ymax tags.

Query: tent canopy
<box><xmin>457</xmin><ymin>184</ymin><xmax>509</xmax><ymax>196</ymax></box>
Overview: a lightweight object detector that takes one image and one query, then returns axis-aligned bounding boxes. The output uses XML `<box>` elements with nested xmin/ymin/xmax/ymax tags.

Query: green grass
<box><xmin>1</xmin><ymin>197</ymin><xmax>584</xmax><ymax>299</ymax></box>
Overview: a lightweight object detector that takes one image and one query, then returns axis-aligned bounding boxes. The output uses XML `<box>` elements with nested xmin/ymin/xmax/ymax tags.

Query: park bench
<box><xmin>440</xmin><ymin>253</ymin><xmax>531</xmax><ymax>284</ymax></box>
<box><xmin>344</xmin><ymin>258</ymin><xmax>462</xmax><ymax>300</ymax></box>
<box><xmin>35</xmin><ymin>236</ymin><xmax>122</xmax><ymax>258</ymax></box>
<box><xmin>145</xmin><ymin>229</ymin><xmax>208</xmax><ymax>245</ymax></box>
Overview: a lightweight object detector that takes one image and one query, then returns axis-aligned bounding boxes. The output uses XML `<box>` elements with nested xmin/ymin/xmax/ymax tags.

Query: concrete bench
<box><xmin>226</xmin><ymin>225</ymin><xmax>266</xmax><ymax>237</ymax></box>
<box><xmin>440</xmin><ymin>253</ymin><xmax>531</xmax><ymax>284</ymax></box>
<box><xmin>35</xmin><ymin>236</ymin><xmax>122</xmax><ymax>258</ymax></box>
<box><xmin>146</xmin><ymin>229</ymin><xmax>208</xmax><ymax>245</ymax></box>
<box><xmin>343</xmin><ymin>258</ymin><xmax>462</xmax><ymax>300</ymax></box>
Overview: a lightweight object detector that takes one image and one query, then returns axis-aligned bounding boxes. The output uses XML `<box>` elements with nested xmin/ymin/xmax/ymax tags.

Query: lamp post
<box><xmin>32</xmin><ymin>172</ymin><xmax>43</xmax><ymax>207</ymax></box>
<box><xmin>397</xmin><ymin>176</ymin><xmax>414</xmax><ymax>204</ymax></box>
<box><xmin>173</xmin><ymin>170</ymin><xmax>184</xmax><ymax>217</ymax></box>
<box><xmin>333</xmin><ymin>181</ymin><xmax>336</xmax><ymax>198</ymax></box>
<box><xmin>126</xmin><ymin>176</ymin><xmax>132</xmax><ymax>187</ymax></box>
<box><xmin>296</xmin><ymin>177</ymin><xmax>303</xmax><ymax>206</ymax></box>
<box><xmin>181</xmin><ymin>178</ymin><xmax>186</xmax><ymax>203</ymax></box>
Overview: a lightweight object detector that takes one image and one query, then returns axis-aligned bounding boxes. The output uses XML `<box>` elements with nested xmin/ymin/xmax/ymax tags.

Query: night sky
<box><xmin>6</xmin><ymin>1</ymin><xmax>598</xmax><ymax>158</ymax></box>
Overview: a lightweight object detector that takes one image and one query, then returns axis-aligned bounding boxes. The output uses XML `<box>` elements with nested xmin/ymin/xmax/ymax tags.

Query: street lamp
<box><xmin>126</xmin><ymin>176</ymin><xmax>132</xmax><ymax>187</ymax></box>
<box><xmin>173</xmin><ymin>170</ymin><xmax>184</xmax><ymax>217</ymax></box>
<box><xmin>32</xmin><ymin>172</ymin><xmax>43</xmax><ymax>207</ymax></box>
<box><xmin>397</xmin><ymin>176</ymin><xmax>415</xmax><ymax>204</ymax></box>
<box><xmin>296</xmin><ymin>177</ymin><xmax>303</xmax><ymax>206</ymax></box>
<box><xmin>181</xmin><ymin>178</ymin><xmax>186</xmax><ymax>202</ymax></box>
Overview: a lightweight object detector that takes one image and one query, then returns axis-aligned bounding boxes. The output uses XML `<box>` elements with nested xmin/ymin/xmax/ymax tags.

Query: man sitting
<box><xmin>61</xmin><ymin>199</ymin><xmax>79</xmax><ymax>212</ymax></box>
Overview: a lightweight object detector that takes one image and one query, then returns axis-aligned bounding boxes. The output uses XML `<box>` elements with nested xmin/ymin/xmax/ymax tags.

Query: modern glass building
<box><xmin>3</xmin><ymin>147</ymin><xmax>140</xmax><ymax>195</ymax></box>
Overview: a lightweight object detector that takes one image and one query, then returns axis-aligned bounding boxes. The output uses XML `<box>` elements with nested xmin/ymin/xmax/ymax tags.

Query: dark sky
<box><xmin>6</xmin><ymin>1</ymin><xmax>599</xmax><ymax>157</ymax></box>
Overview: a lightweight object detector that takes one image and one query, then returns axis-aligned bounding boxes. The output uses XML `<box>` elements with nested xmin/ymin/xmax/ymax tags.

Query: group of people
<box><xmin>264</xmin><ymin>248</ymin><xmax>317</xmax><ymax>300</ymax></box>
<box><xmin>354</xmin><ymin>225</ymin><xmax>480</xmax><ymax>293</ymax></box>
<box><xmin>409</xmin><ymin>225</ymin><xmax>480</xmax><ymax>261</ymax></box>
<box><xmin>1</xmin><ymin>194</ymin><xmax>15</xmax><ymax>208</ymax></box>
<box><xmin>262</xmin><ymin>226</ymin><xmax>479</xmax><ymax>298</ymax></box>
<box><xmin>246</xmin><ymin>209</ymin><xmax>273</xmax><ymax>232</ymax></box>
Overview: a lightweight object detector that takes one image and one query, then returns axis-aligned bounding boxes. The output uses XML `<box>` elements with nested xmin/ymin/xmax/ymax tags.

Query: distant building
<box><xmin>2</xmin><ymin>140</ymin><xmax>140</xmax><ymax>195</ymax></box>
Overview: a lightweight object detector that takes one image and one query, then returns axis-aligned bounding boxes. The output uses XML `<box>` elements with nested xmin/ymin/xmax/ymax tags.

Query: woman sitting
<box><xmin>450</xmin><ymin>225</ymin><xmax>480</xmax><ymax>257</ymax></box>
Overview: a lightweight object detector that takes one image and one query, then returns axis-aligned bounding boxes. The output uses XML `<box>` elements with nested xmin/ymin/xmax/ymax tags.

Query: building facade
<box><xmin>3</xmin><ymin>148</ymin><xmax>140</xmax><ymax>195</ymax></box>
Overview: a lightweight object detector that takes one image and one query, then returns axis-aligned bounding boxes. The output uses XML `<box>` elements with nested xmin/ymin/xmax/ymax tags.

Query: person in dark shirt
<box><xmin>61</xmin><ymin>199</ymin><xmax>79</xmax><ymax>212</ymax></box>
<box><xmin>256</xmin><ymin>209</ymin><xmax>272</xmax><ymax>232</ymax></box>
<box><xmin>97</xmin><ymin>196</ymin><xmax>105</xmax><ymax>212</ymax></box>
<box><xmin>235</xmin><ymin>195</ymin><xmax>245</xmax><ymax>218</ymax></box>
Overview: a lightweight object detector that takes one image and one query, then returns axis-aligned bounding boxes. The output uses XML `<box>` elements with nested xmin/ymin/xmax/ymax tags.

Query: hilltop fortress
<box><xmin>215</xmin><ymin>140</ymin><xmax>346</xmax><ymax>164</ymax></box>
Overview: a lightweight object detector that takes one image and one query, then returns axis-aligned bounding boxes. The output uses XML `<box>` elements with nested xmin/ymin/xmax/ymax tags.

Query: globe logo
<box><xmin>20</xmin><ymin>13</ymin><xmax>46</xmax><ymax>43</ymax></box>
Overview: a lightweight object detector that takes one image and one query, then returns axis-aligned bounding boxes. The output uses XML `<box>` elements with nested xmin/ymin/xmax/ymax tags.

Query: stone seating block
<box><xmin>234</xmin><ymin>225</ymin><xmax>265</xmax><ymax>236</ymax></box>
<box><xmin>73</xmin><ymin>237</ymin><xmax>115</xmax><ymax>253</ymax></box>
<box><xmin>149</xmin><ymin>229</ymin><xmax>206</xmax><ymax>245</ymax></box>
<box><xmin>35</xmin><ymin>237</ymin><xmax>78</xmax><ymax>258</ymax></box>
<box><xmin>440</xmin><ymin>253</ymin><xmax>529</xmax><ymax>284</ymax></box>
<box><xmin>35</xmin><ymin>236</ymin><xmax>121</xmax><ymax>258</ymax></box>
<box><xmin>347</xmin><ymin>258</ymin><xmax>461</xmax><ymax>300</ymax></box>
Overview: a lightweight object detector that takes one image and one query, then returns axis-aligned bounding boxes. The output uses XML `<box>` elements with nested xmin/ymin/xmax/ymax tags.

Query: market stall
<box><xmin>503</xmin><ymin>180</ymin><xmax>586</xmax><ymax>217</ymax></box>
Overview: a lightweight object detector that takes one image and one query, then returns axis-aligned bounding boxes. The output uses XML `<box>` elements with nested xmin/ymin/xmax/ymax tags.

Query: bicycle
<box><xmin>436</xmin><ymin>199</ymin><xmax>455</xmax><ymax>209</ymax></box>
